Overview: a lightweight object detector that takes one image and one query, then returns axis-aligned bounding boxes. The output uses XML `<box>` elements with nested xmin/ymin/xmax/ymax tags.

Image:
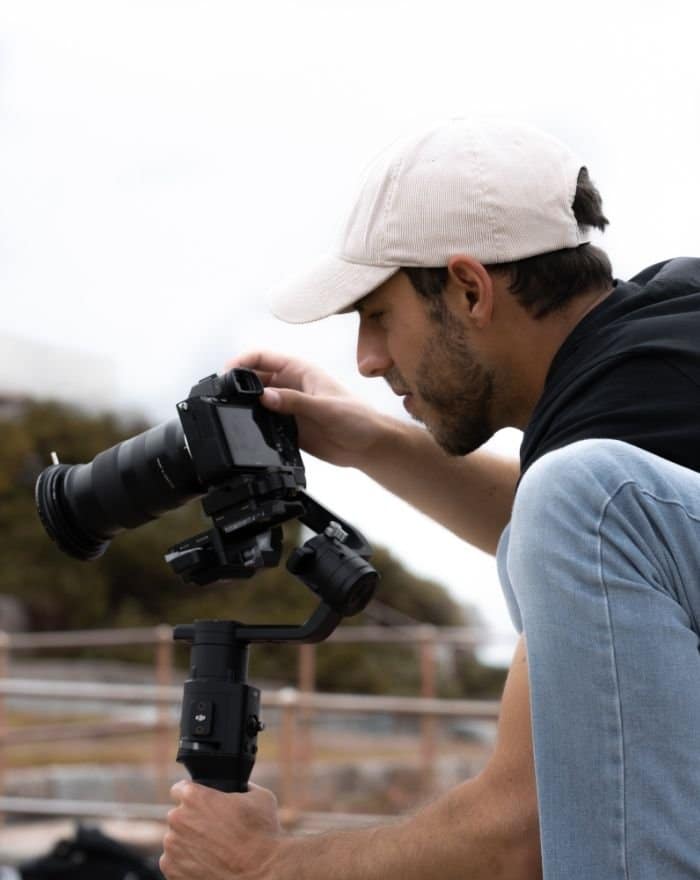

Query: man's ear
<box><xmin>445</xmin><ymin>255</ymin><xmax>494</xmax><ymax>328</ymax></box>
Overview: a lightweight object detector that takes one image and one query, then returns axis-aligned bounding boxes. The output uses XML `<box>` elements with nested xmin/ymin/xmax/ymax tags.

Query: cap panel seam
<box><xmin>378</xmin><ymin>153</ymin><xmax>406</xmax><ymax>261</ymax></box>
<box><xmin>472</xmin><ymin>127</ymin><xmax>497</xmax><ymax>261</ymax></box>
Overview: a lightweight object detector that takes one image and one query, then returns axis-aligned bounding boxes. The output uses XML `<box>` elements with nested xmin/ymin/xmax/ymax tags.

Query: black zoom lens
<box><xmin>35</xmin><ymin>418</ymin><xmax>202</xmax><ymax>561</ymax></box>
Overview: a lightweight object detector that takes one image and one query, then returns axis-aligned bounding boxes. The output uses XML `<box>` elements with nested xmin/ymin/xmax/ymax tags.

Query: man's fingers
<box><xmin>226</xmin><ymin>350</ymin><xmax>299</xmax><ymax>375</ymax></box>
<box><xmin>242</xmin><ymin>369</ymin><xmax>276</xmax><ymax>386</ymax></box>
<box><xmin>223</xmin><ymin>352</ymin><xmax>276</xmax><ymax>387</ymax></box>
<box><xmin>169</xmin><ymin>779</ymin><xmax>221</xmax><ymax>805</ymax></box>
<box><xmin>225</xmin><ymin>350</ymin><xmax>275</xmax><ymax>371</ymax></box>
<box><xmin>260</xmin><ymin>387</ymin><xmax>318</xmax><ymax>416</ymax></box>
<box><xmin>169</xmin><ymin>779</ymin><xmax>196</xmax><ymax>804</ymax></box>
<box><xmin>226</xmin><ymin>350</ymin><xmax>318</xmax><ymax>390</ymax></box>
<box><xmin>246</xmin><ymin>782</ymin><xmax>279</xmax><ymax>807</ymax></box>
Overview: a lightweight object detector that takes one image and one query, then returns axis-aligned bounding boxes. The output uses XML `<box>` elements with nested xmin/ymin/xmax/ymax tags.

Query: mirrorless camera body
<box><xmin>36</xmin><ymin>369</ymin><xmax>306</xmax><ymax>581</ymax></box>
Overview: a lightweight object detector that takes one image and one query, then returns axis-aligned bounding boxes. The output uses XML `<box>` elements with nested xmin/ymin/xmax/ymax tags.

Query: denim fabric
<box><xmin>497</xmin><ymin>439</ymin><xmax>700</xmax><ymax>879</ymax></box>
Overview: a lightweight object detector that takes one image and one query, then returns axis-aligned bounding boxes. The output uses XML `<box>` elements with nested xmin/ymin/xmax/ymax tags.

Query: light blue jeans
<box><xmin>497</xmin><ymin>439</ymin><xmax>700</xmax><ymax>879</ymax></box>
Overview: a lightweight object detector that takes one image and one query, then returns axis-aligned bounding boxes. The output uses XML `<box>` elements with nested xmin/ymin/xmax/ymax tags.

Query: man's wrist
<box><xmin>266</xmin><ymin>819</ymin><xmax>405</xmax><ymax>880</ymax></box>
<box><xmin>360</xmin><ymin>412</ymin><xmax>420</xmax><ymax>473</ymax></box>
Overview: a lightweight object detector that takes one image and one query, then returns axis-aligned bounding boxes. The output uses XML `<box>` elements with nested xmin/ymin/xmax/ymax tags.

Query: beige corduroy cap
<box><xmin>269</xmin><ymin>118</ymin><xmax>590</xmax><ymax>324</ymax></box>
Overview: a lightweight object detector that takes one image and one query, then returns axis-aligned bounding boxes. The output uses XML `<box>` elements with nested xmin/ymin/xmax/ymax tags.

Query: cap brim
<box><xmin>268</xmin><ymin>256</ymin><xmax>398</xmax><ymax>324</ymax></box>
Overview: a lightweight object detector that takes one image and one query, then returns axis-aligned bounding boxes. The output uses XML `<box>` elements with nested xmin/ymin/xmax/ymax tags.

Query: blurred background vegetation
<box><xmin>0</xmin><ymin>397</ymin><xmax>506</xmax><ymax>697</ymax></box>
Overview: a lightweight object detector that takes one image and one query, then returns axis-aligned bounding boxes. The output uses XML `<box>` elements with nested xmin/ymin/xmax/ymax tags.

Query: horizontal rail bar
<box><xmin>0</xmin><ymin>796</ymin><xmax>168</xmax><ymax>820</ymax></box>
<box><xmin>2</xmin><ymin>720</ymin><xmax>174</xmax><ymax>745</ymax></box>
<box><xmin>0</xmin><ymin>679</ymin><xmax>499</xmax><ymax>719</ymax></box>
<box><xmin>268</xmin><ymin>689</ymin><xmax>500</xmax><ymax>718</ymax></box>
<box><xmin>0</xmin><ymin>797</ymin><xmax>389</xmax><ymax>829</ymax></box>
<box><xmin>0</xmin><ymin>679</ymin><xmax>180</xmax><ymax>702</ymax></box>
<box><xmin>328</xmin><ymin>626</ymin><xmax>514</xmax><ymax>645</ymax></box>
<box><xmin>5</xmin><ymin>626</ymin><xmax>172</xmax><ymax>650</ymax></box>
<box><xmin>2</xmin><ymin>625</ymin><xmax>515</xmax><ymax>650</ymax></box>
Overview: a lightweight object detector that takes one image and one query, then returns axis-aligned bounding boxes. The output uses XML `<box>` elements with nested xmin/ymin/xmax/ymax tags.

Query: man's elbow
<box><xmin>502</xmin><ymin>793</ymin><xmax>541</xmax><ymax>879</ymax></box>
<box><xmin>480</xmin><ymin>766</ymin><xmax>541</xmax><ymax>880</ymax></box>
<box><xmin>451</xmin><ymin>766</ymin><xmax>541</xmax><ymax>880</ymax></box>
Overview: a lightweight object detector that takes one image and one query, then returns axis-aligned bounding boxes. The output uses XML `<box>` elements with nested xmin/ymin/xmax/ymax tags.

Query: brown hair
<box><xmin>403</xmin><ymin>167</ymin><xmax>612</xmax><ymax>319</ymax></box>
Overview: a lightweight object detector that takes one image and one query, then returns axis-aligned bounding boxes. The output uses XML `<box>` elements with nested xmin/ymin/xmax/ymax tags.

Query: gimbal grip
<box><xmin>175</xmin><ymin>622</ymin><xmax>263</xmax><ymax>794</ymax></box>
<box><xmin>176</xmin><ymin>679</ymin><xmax>261</xmax><ymax>794</ymax></box>
<box><xmin>188</xmin><ymin>774</ymin><xmax>249</xmax><ymax>794</ymax></box>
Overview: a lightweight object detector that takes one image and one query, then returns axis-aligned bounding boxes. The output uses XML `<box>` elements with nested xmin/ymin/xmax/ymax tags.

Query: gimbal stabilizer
<box><xmin>168</xmin><ymin>491</ymin><xmax>379</xmax><ymax>793</ymax></box>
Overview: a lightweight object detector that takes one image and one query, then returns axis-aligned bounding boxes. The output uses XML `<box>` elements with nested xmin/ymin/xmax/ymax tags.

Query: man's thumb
<box><xmin>261</xmin><ymin>387</ymin><xmax>311</xmax><ymax>414</ymax></box>
<box><xmin>261</xmin><ymin>388</ymin><xmax>282</xmax><ymax>409</ymax></box>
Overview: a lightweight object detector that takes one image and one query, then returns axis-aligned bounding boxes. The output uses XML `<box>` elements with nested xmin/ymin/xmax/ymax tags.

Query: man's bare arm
<box><xmin>365</xmin><ymin>415</ymin><xmax>519</xmax><ymax>554</ymax></box>
<box><xmin>161</xmin><ymin>638</ymin><xmax>540</xmax><ymax>880</ymax></box>
<box><xmin>264</xmin><ymin>636</ymin><xmax>539</xmax><ymax>879</ymax></box>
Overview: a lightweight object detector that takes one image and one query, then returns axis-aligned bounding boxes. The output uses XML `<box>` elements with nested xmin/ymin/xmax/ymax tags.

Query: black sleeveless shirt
<box><xmin>521</xmin><ymin>257</ymin><xmax>700</xmax><ymax>475</ymax></box>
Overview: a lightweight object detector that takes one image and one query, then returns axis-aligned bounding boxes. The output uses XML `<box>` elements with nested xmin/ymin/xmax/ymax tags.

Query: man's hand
<box><xmin>160</xmin><ymin>780</ymin><xmax>282</xmax><ymax>880</ymax></box>
<box><xmin>226</xmin><ymin>350</ymin><xmax>389</xmax><ymax>468</ymax></box>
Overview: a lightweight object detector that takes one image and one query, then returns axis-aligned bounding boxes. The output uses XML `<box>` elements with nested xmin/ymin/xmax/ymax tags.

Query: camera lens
<box><xmin>35</xmin><ymin>418</ymin><xmax>202</xmax><ymax>561</ymax></box>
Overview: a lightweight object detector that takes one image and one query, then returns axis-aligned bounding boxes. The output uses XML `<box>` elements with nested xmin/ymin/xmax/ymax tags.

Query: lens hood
<box><xmin>35</xmin><ymin>464</ymin><xmax>110</xmax><ymax>561</ymax></box>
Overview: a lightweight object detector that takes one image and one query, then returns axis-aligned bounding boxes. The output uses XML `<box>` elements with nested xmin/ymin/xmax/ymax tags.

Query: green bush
<box><xmin>0</xmin><ymin>398</ymin><xmax>506</xmax><ymax>698</ymax></box>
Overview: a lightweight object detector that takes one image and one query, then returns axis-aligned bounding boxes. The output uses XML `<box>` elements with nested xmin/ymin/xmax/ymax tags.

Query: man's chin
<box><xmin>429</xmin><ymin>424</ymin><xmax>493</xmax><ymax>457</ymax></box>
<box><xmin>408</xmin><ymin>406</ymin><xmax>491</xmax><ymax>456</ymax></box>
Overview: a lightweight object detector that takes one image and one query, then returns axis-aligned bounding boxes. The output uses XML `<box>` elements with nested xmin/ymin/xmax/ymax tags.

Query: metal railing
<box><xmin>0</xmin><ymin>625</ymin><xmax>504</xmax><ymax>822</ymax></box>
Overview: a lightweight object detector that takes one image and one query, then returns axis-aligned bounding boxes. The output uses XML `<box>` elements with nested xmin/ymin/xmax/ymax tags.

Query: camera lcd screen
<box><xmin>217</xmin><ymin>405</ymin><xmax>283</xmax><ymax>468</ymax></box>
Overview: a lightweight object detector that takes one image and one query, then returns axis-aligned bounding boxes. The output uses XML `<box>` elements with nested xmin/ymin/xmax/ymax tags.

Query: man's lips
<box><xmin>388</xmin><ymin>385</ymin><xmax>415</xmax><ymax>414</ymax></box>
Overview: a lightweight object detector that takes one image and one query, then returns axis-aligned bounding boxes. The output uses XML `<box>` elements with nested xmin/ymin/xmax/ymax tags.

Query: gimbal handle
<box><xmin>174</xmin><ymin>603</ymin><xmax>343</xmax><ymax>793</ymax></box>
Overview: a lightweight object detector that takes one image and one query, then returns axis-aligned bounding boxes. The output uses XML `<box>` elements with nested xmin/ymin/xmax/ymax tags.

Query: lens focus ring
<box><xmin>35</xmin><ymin>465</ymin><xmax>110</xmax><ymax>561</ymax></box>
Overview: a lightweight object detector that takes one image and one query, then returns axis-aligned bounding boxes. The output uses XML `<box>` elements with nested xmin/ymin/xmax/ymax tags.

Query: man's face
<box><xmin>356</xmin><ymin>272</ymin><xmax>496</xmax><ymax>455</ymax></box>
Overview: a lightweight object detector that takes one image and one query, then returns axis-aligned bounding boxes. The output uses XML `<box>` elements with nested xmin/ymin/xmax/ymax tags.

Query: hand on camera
<box><xmin>160</xmin><ymin>780</ymin><xmax>282</xmax><ymax>880</ymax></box>
<box><xmin>226</xmin><ymin>351</ymin><xmax>386</xmax><ymax>468</ymax></box>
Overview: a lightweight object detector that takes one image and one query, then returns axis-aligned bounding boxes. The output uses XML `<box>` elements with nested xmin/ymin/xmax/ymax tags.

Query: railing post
<box><xmin>278</xmin><ymin>687</ymin><xmax>299</xmax><ymax>817</ymax></box>
<box><xmin>419</xmin><ymin>626</ymin><xmax>438</xmax><ymax>794</ymax></box>
<box><xmin>297</xmin><ymin>643</ymin><xmax>316</xmax><ymax>809</ymax></box>
<box><xmin>154</xmin><ymin>625</ymin><xmax>174</xmax><ymax>802</ymax></box>
<box><xmin>0</xmin><ymin>632</ymin><xmax>9</xmax><ymax>826</ymax></box>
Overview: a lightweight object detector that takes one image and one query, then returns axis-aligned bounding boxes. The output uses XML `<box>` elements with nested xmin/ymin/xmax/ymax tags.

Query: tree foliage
<box><xmin>0</xmin><ymin>398</ymin><xmax>506</xmax><ymax>697</ymax></box>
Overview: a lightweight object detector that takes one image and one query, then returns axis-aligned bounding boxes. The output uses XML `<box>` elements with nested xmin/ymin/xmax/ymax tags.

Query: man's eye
<box><xmin>368</xmin><ymin>311</ymin><xmax>385</xmax><ymax>322</ymax></box>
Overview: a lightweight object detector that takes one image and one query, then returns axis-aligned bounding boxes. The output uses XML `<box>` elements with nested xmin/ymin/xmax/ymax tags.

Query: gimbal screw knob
<box><xmin>324</xmin><ymin>521</ymin><xmax>348</xmax><ymax>543</ymax></box>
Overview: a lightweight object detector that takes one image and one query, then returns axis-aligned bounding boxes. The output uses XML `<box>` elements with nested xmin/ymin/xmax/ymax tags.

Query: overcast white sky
<box><xmin>2</xmin><ymin>0</ymin><xmax>699</xmax><ymax>664</ymax></box>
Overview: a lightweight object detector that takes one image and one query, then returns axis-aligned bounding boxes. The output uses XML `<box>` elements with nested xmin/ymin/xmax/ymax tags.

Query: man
<box><xmin>160</xmin><ymin>119</ymin><xmax>700</xmax><ymax>879</ymax></box>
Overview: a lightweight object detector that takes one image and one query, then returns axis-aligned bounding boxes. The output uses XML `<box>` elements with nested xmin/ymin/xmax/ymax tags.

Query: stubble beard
<box><xmin>413</xmin><ymin>318</ymin><xmax>496</xmax><ymax>456</ymax></box>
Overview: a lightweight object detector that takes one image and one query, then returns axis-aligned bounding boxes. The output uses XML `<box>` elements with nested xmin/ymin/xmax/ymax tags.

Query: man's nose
<box><xmin>356</xmin><ymin>324</ymin><xmax>392</xmax><ymax>378</ymax></box>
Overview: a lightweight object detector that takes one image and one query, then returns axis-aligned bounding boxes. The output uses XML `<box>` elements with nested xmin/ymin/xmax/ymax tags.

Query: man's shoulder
<box><xmin>628</xmin><ymin>257</ymin><xmax>700</xmax><ymax>293</ymax></box>
<box><xmin>553</xmin><ymin>256</ymin><xmax>700</xmax><ymax>364</ymax></box>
